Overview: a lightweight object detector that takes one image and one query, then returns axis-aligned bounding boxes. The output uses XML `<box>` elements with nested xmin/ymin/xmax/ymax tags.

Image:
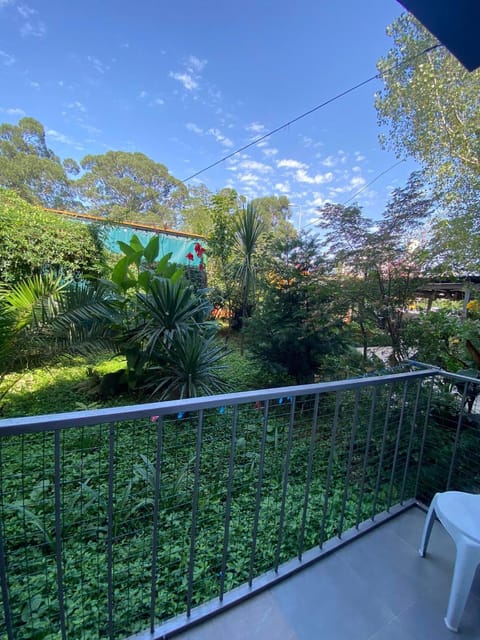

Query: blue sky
<box><xmin>0</xmin><ymin>0</ymin><xmax>419</xmax><ymax>229</ymax></box>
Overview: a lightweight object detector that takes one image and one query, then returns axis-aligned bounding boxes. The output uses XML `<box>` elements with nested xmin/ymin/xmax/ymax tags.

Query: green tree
<box><xmin>0</xmin><ymin>189</ymin><xmax>106</xmax><ymax>284</ymax></box>
<box><xmin>427</xmin><ymin>206</ymin><xmax>480</xmax><ymax>277</ymax></box>
<box><xmin>0</xmin><ymin>117</ymin><xmax>78</xmax><ymax>207</ymax></box>
<box><xmin>250</xmin><ymin>195</ymin><xmax>296</xmax><ymax>238</ymax></box>
<box><xmin>78</xmin><ymin>151</ymin><xmax>187</xmax><ymax>227</ymax></box>
<box><xmin>317</xmin><ymin>172</ymin><xmax>433</xmax><ymax>361</ymax></box>
<box><xmin>375</xmin><ymin>13</ymin><xmax>480</xmax><ymax>206</ymax></box>
<box><xmin>207</xmin><ymin>188</ymin><xmax>241</xmax><ymax>322</ymax></box>
<box><xmin>246</xmin><ymin>233</ymin><xmax>349</xmax><ymax>384</ymax></box>
<box><xmin>181</xmin><ymin>184</ymin><xmax>213</xmax><ymax>235</ymax></box>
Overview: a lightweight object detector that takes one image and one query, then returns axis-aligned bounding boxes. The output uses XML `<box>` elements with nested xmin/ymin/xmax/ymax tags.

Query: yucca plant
<box><xmin>1</xmin><ymin>234</ymin><xmax>229</xmax><ymax>402</ymax></box>
<box><xmin>146</xmin><ymin>332</ymin><xmax>228</xmax><ymax>399</ymax></box>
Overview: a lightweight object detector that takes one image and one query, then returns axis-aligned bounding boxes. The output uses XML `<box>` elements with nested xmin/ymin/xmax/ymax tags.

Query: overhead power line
<box><xmin>342</xmin><ymin>159</ymin><xmax>406</xmax><ymax>206</ymax></box>
<box><xmin>182</xmin><ymin>44</ymin><xmax>442</xmax><ymax>183</ymax></box>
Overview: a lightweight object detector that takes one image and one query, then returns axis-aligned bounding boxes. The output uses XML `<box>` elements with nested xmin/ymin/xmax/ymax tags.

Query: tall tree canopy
<box><xmin>0</xmin><ymin>117</ymin><xmax>78</xmax><ymax>208</ymax></box>
<box><xmin>317</xmin><ymin>172</ymin><xmax>433</xmax><ymax>361</ymax></box>
<box><xmin>375</xmin><ymin>13</ymin><xmax>480</xmax><ymax>206</ymax></box>
<box><xmin>78</xmin><ymin>151</ymin><xmax>188</xmax><ymax>226</ymax></box>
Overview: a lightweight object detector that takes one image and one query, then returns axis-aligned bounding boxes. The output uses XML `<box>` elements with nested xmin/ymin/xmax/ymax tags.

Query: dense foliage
<box><xmin>376</xmin><ymin>14</ymin><xmax>480</xmax><ymax>275</ymax></box>
<box><xmin>0</xmin><ymin>117</ymin><xmax>79</xmax><ymax>208</ymax></box>
<box><xmin>316</xmin><ymin>172</ymin><xmax>433</xmax><ymax>361</ymax></box>
<box><xmin>246</xmin><ymin>233</ymin><xmax>350</xmax><ymax>383</ymax></box>
<box><xmin>0</xmin><ymin>189</ymin><xmax>107</xmax><ymax>284</ymax></box>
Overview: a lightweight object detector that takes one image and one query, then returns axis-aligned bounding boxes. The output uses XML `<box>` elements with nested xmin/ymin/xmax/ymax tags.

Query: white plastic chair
<box><xmin>419</xmin><ymin>491</ymin><xmax>480</xmax><ymax>632</ymax></box>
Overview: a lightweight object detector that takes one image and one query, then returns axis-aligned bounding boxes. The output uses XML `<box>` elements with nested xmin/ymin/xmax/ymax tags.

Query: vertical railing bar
<box><xmin>298</xmin><ymin>393</ymin><xmax>320</xmax><ymax>560</ymax></box>
<box><xmin>274</xmin><ymin>397</ymin><xmax>296</xmax><ymax>572</ymax></box>
<box><xmin>0</xmin><ymin>436</ymin><xmax>14</xmax><ymax>640</ymax></box>
<box><xmin>337</xmin><ymin>388</ymin><xmax>360</xmax><ymax>538</ymax></box>
<box><xmin>149</xmin><ymin>418</ymin><xmax>164</xmax><ymax>634</ymax></box>
<box><xmin>186</xmin><ymin>410</ymin><xmax>204</xmax><ymax>616</ymax></box>
<box><xmin>106</xmin><ymin>424</ymin><xmax>115</xmax><ymax>640</ymax></box>
<box><xmin>54</xmin><ymin>430</ymin><xmax>67</xmax><ymax>640</ymax></box>
<box><xmin>338</xmin><ymin>388</ymin><xmax>360</xmax><ymax>536</ymax></box>
<box><xmin>387</xmin><ymin>380</ymin><xmax>409</xmax><ymax>511</ymax></box>
<box><xmin>355</xmin><ymin>386</ymin><xmax>377</xmax><ymax>528</ymax></box>
<box><xmin>0</xmin><ymin>518</ymin><xmax>14</xmax><ymax>640</ymax></box>
<box><xmin>219</xmin><ymin>405</ymin><xmax>239</xmax><ymax>601</ymax></box>
<box><xmin>414</xmin><ymin>375</ymin><xmax>435</xmax><ymax>498</ymax></box>
<box><xmin>319</xmin><ymin>391</ymin><xmax>341</xmax><ymax>547</ymax></box>
<box><xmin>372</xmin><ymin>384</ymin><xmax>393</xmax><ymax>519</ymax></box>
<box><xmin>446</xmin><ymin>381</ymin><xmax>469</xmax><ymax>490</ymax></box>
<box><xmin>400</xmin><ymin>379</ymin><xmax>422</xmax><ymax>503</ymax></box>
<box><xmin>248</xmin><ymin>400</ymin><xmax>270</xmax><ymax>587</ymax></box>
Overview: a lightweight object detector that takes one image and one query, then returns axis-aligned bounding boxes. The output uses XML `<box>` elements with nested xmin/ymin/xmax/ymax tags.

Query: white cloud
<box><xmin>238</xmin><ymin>160</ymin><xmax>271</xmax><ymax>173</ymax></box>
<box><xmin>169</xmin><ymin>71</ymin><xmax>197</xmax><ymax>91</ymax></box>
<box><xmin>312</xmin><ymin>194</ymin><xmax>327</xmax><ymax>207</ymax></box>
<box><xmin>275</xmin><ymin>182</ymin><xmax>290</xmax><ymax>193</ymax></box>
<box><xmin>246</xmin><ymin>122</ymin><xmax>265</xmax><ymax>134</ymax></box>
<box><xmin>19</xmin><ymin>5</ymin><xmax>46</xmax><ymax>38</ymax></box>
<box><xmin>187</xmin><ymin>55</ymin><xmax>207</xmax><ymax>72</ymax></box>
<box><xmin>46</xmin><ymin>129</ymin><xmax>75</xmax><ymax>145</ymax></box>
<box><xmin>350</xmin><ymin>176</ymin><xmax>366</xmax><ymax>189</ymax></box>
<box><xmin>79</xmin><ymin>122</ymin><xmax>101</xmax><ymax>136</ymax></box>
<box><xmin>154</xmin><ymin>98</ymin><xmax>164</xmax><ymax>105</ymax></box>
<box><xmin>329</xmin><ymin>176</ymin><xmax>366</xmax><ymax>195</ymax></box>
<box><xmin>169</xmin><ymin>55</ymin><xmax>207</xmax><ymax>92</ymax></box>
<box><xmin>138</xmin><ymin>90</ymin><xmax>148</xmax><ymax>99</ymax></box>
<box><xmin>0</xmin><ymin>0</ymin><xmax>16</xmax><ymax>6</ymax></box>
<box><xmin>0</xmin><ymin>106</ymin><xmax>25</xmax><ymax>116</ymax></box>
<box><xmin>321</xmin><ymin>155</ymin><xmax>336</xmax><ymax>167</ymax></box>
<box><xmin>66</xmin><ymin>100</ymin><xmax>85</xmax><ymax>112</ymax></box>
<box><xmin>262</xmin><ymin>147</ymin><xmax>278</xmax><ymax>157</ymax></box>
<box><xmin>295</xmin><ymin>169</ymin><xmax>333</xmax><ymax>185</ymax></box>
<box><xmin>87</xmin><ymin>55</ymin><xmax>109</xmax><ymax>74</ymax></box>
<box><xmin>0</xmin><ymin>49</ymin><xmax>15</xmax><ymax>65</ymax></box>
<box><xmin>28</xmin><ymin>80</ymin><xmax>40</xmax><ymax>89</ymax></box>
<box><xmin>186</xmin><ymin>122</ymin><xmax>203</xmax><ymax>135</ymax></box>
<box><xmin>277</xmin><ymin>158</ymin><xmax>307</xmax><ymax>170</ymax></box>
<box><xmin>355</xmin><ymin>151</ymin><xmax>366</xmax><ymax>162</ymax></box>
<box><xmin>208</xmin><ymin>127</ymin><xmax>233</xmax><ymax>147</ymax></box>
<box><xmin>239</xmin><ymin>173</ymin><xmax>260</xmax><ymax>184</ymax></box>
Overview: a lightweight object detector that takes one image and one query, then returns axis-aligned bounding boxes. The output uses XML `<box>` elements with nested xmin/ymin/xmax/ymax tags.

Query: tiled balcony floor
<box><xmin>173</xmin><ymin>506</ymin><xmax>480</xmax><ymax>639</ymax></box>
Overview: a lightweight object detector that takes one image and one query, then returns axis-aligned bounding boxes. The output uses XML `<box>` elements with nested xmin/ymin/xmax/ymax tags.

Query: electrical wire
<box><xmin>300</xmin><ymin>158</ymin><xmax>409</xmax><ymax>231</ymax></box>
<box><xmin>342</xmin><ymin>158</ymin><xmax>406</xmax><ymax>206</ymax></box>
<box><xmin>182</xmin><ymin>44</ymin><xmax>442</xmax><ymax>183</ymax></box>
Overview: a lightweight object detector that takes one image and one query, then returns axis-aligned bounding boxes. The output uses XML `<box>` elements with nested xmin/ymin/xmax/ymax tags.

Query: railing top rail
<box><xmin>0</xmin><ymin>368</ymin><xmax>438</xmax><ymax>436</ymax></box>
<box><xmin>435</xmin><ymin>370</ymin><xmax>480</xmax><ymax>384</ymax></box>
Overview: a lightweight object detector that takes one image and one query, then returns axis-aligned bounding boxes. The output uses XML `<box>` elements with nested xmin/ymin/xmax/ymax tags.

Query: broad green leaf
<box><xmin>144</xmin><ymin>235</ymin><xmax>160</xmax><ymax>263</ymax></box>
<box><xmin>110</xmin><ymin>255</ymin><xmax>131</xmax><ymax>288</ymax></box>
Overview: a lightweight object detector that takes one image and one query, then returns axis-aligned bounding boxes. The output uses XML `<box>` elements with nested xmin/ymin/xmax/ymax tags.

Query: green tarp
<box><xmin>103</xmin><ymin>226</ymin><xmax>206</xmax><ymax>267</ymax></box>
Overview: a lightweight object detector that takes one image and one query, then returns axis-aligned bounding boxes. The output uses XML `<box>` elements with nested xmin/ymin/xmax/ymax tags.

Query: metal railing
<box><xmin>1</xmin><ymin>366</ymin><xmax>479</xmax><ymax>639</ymax></box>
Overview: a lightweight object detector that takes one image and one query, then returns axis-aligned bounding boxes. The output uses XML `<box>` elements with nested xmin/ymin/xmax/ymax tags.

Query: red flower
<box><xmin>194</xmin><ymin>242</ymin><xmax>206</xmax><ymax>258</ymax></box>
<box><xmin>186</xmin><ymin>252</ymin><xmax>194</xmax><ymax>261</ymax></box>
<box><xmin>199</xmin><ymin>263</ymin><xmax>205</xmax><ymax>271</ymax></box>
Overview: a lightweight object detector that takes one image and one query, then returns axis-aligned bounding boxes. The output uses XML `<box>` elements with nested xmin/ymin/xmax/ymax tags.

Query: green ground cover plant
<box><xmin>0</xmin><ymin>369</ymin><xmax>428</xmax><ymax>639</ymax></box>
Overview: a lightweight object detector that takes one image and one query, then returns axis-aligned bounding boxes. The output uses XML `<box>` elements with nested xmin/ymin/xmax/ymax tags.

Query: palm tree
<box><xmin>235</xmin><ymin>204</ymin><xmax>265</xmax><ymax>325</ymax></box>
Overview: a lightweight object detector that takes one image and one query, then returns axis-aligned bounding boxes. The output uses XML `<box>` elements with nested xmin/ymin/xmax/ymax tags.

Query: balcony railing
<box><xmin>0</xmin><ymin>366</ymin><xmax>479</xmax><ymax>639</ymax></box>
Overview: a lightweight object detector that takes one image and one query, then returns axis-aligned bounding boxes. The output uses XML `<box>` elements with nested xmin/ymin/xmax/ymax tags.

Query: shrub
<box><xmin>0</xmin><ymin>188</ymin><xmax>107</xmax><ymax>283</ymax></box>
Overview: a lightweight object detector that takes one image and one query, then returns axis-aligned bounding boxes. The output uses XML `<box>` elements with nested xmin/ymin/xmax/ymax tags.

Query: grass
<box><xmin>0</xmin><ymin>339</ymin><xmax>294</xmax><ymax>420</ymax></box>
<box><xmin>0</xmin><ymin>355</ymin><xmax>128</xmax><ymax>418</ymax></box>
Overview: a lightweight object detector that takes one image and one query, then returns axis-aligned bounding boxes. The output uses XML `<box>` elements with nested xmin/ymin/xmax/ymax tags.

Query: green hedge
<box><xmin>0</xmin><ymin>189</ymin><xmax>107</xmax><ymax>283</ymax></box>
